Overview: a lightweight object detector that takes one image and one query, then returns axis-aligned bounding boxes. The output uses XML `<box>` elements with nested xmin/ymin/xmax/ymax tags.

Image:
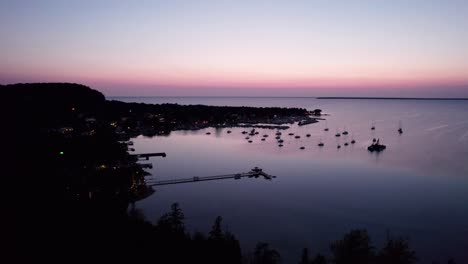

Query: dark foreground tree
<box><xmin>250</xmin><ymin>242</ymin><xmax>281</xmax><ymax>264</ymax></box>
<box><xmin>310</xmin><ymin>254</ymin><xmax>327</xmax><ymax>264</ymax></box>
<box><xmin>206</xmin><ymin>216</ymin><xmax>242</xmax><ymax>264</ymax></box>
<box><xmin>300</xmin><ymin>248</ymin><xmax>310</xmax><ymax>264</ymax></box>
<box><xmin>330</xmin><ymin>229</ymin><xmax>375</xmax><ymax>264</ymax></box>
<box><xmin>378</xmin><ymin>237</ymin><xmax>417</xmax><ymax>264</ymax></box>
<box><xmin>299</xmin><ymin>248</ymin><xmax>327</xmax><ymax>264</ymax></box>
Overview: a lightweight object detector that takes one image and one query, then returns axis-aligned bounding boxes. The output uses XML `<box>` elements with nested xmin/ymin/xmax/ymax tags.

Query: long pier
<box><xmin>132</xmin><ymin>152</ymin><xmax>167</xmax><ymax>160</ymax></box>
<box><xmin>147</xmin><ymin>168</ymin><xmax>274</xmax><ymax>186</ymax></box>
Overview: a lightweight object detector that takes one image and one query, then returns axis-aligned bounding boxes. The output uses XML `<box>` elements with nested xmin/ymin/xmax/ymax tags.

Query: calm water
<box><xmin>113</xmin><ymin>97</ymin><xmax>468</xmax><ymax>262</ymax></box>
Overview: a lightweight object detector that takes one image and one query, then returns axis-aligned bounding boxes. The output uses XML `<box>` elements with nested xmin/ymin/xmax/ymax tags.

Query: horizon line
<box><xmin>106</xmin><ymin>95</ymin><xmax>468</xmax><ymax>100</ymax></box>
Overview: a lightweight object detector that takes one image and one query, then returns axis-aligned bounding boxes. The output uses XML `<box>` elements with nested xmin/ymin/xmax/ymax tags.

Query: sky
<box><xmin>1</xmin><ymin>0</ymin><xmax>467</xmax><ymax>97</ymax></box>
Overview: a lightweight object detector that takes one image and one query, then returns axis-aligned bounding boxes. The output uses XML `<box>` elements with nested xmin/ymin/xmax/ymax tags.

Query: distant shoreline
<box><xmin>108</xmin><ymin>96</ymin><xmax>468</xmax><ymax>100</ymax></box>
<box><xmin>317</xmin><ymin>97</ymin><xmax>468</xmax><ymax>100</ymax></box>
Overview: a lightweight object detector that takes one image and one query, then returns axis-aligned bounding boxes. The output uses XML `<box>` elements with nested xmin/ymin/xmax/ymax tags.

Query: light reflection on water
<box><xmin>122</xmin><ymin>97</ymin><xmax>468</xmax><ymax>262</ymax></box>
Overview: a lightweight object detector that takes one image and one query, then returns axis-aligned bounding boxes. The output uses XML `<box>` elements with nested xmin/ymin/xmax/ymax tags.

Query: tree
<box><xmin>330</xmin><ymin>229</ymin><xmax>375</xmax><ymax>264</ymax></box>
<box><xmin>310</xmin><ymin>254</ymin><xmax>327</xmax><ymax>264</ymax></box>
<box><xmin>253</xmin><ymin>242</ymin><xmax>281</xmax><ymax>264</ymax></box>
<box><xmin>157</xmin><ymin>202</ymin><xmax>185</xmax><ymax>234</ymax></box>
<box><xmin>378</xmin><ymin>237</ymin><xmax>417</xmax><ymax>264</ymax></box>
<box><xmin>209</xmin><ymin>216</ymin><xmax>223</xmax><ymax>241</ymax></box>
<box><xmin>447</xmin><ymin>258</ymin><xmax>456</xmax><ymax>264</ymax></box>
<box><xmin>300</xmin><ymin>248</ymin><xmax>310</xmax><ymax>264</ymax></box>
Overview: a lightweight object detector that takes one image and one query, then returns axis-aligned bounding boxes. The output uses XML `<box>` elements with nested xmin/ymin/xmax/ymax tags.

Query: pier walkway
<box><xmin>132</xmin><ymin>152</ymin><xmax>167</xmax><ymax>160</ymax></box>
<box><xmin>147</xmin><ymin>167</ymin><xmax>273</xmax><ymax>186</ymax></box>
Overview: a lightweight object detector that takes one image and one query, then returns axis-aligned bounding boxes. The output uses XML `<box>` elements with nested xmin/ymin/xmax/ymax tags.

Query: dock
<box><xmin>140</xmin><ymin>163</ymin><xmax>153</xmax><ymax>169</ymax></box>
<box><xmin>132</xmin><ymin>152</ymin><xmax>167</xmax><ymax>160</ymax></box>
<box><xmin>147</xmin><ymin>167</ymin><xmax>274</xmax><ymax>186</ymax></box>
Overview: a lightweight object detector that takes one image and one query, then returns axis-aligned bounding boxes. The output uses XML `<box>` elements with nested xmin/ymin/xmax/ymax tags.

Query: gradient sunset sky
<box><xmin>1</xmin><ymin>0</ymin><xmax>467</xmax><ymax>97</ymax></box>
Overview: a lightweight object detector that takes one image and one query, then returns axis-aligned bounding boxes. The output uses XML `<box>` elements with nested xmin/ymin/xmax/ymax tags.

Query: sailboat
<box><xmin>335</xmin><ymin>128</ymin><xmax>341</xmax><ymax>137</ymax></box>
<box><xmin>318</xmin><ymin>137</ymin><xmax>324</xmax><ymax>147</ymax></box>
<box><xmin>398</xmin><ymin>120</ymin><xmax>403</xmax><ymax>134</ymax></box>
<box><xmin>342</xmin><ymin>126</ymin><xmax>349</xmax><ymax>135</ymax></box>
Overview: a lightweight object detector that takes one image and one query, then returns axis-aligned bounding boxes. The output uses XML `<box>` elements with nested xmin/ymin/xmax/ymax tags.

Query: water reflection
<box><xmin>128</xmin><ymin>98</ymin><xmax>468</xmax><ymax>262</ymax></box>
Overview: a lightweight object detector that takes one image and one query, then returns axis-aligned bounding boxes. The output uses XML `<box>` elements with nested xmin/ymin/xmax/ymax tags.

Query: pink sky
<box><xmin>1</xmin><ymin>0</ymin><xmax>467</xmax><ymax>97</ymax></box>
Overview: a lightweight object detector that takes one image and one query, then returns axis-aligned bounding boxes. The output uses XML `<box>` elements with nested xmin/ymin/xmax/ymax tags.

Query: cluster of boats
<box><xmin>204</xmin><ymin>120</ymin><xmax>405</xmax><ymax>153</ymax></box>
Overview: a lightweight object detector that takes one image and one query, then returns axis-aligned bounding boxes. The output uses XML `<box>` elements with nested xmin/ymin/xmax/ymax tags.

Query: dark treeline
<box><xmin>3</xmin><ymin>83</ymin><xmax>308</xmax><ymax>263</ymax></box>
<box><xmin>2</xmin><ymin>83</ymin><xmax>457</xmax><ymax>263</ymax></box>
<box><xmin>3</xmin><ymin>82</ymin><xmax>312</xmax><ymax>138</ymax></box>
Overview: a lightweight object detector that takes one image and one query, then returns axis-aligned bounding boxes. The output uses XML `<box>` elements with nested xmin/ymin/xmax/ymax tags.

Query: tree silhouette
<box><xmin>209</xmin><ymin>216</ymin><xmax>223</xmax><ymax>241</ymax></box>
<box><xmin>253</xmin><ymin>242</ymin><xmax>281</xmax><ymax>264</ymax></box>
<box><xmin>330</xmin><ymin>229</ymin><xmax>375</xmax><ymax>264</ymax></box>
<box><xmin>300</xmin><ymin>248</ymin><xmax>310</xmax><ymax>264</ymax></box>
<box><xmin>157</xmin><ymin>202</ymin><xmax>185</xmax><ymax>234</ymax></box>
<box><xmin>378</xmin><ymin>237</ymin><xmax>417</xmax><ymax>264</ymax></box>
<box><xmin>310</xmin><ymin>254</ymin><xmax>327</xmax><ymax>264</ymax></box>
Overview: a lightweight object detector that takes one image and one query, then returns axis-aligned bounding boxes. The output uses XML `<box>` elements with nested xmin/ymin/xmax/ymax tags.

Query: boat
<box><xmin>263</xmin><ymin>134</ymin><xmax>268</xmax><ymax>137</ymax></box>
<box><xmin>248</xmin><ymin>140</ymin><xmax>253</xmax><ymax>143</ymax></box>
<box><xmin>278</xmin><ymin>139</ymin><xmax>284</xmax><ymax>143</ymax></box>
<box><xmin>251</xmin><ymin>167</ymin><xmax>263</xmax><ymax>173</ymax></box>
<box><xmin>276</xmin><ymin>132</ymin><xmax>282</xmax><ymax>136</ymax></box>
<box><xmin>295</xmin><ymin>135</ymin><xmax>300</xmax><ymax>139</ymax></box>
<box><xmin>324</xmin><ymin>128</ymin><xmax>329</xmax><ymax>131</ymax></box>
<box><xmin>206</xmin><ymin>132</ymin><xmax>211</xmax><ymax>135</ymax></box>
<box><xmin>342</xmin><ymin>131</ymin><xmax>348</xmax><ymax>135</ymax></box>
<box><xmin>276</xmin><ymin>136</ymin><xmax>280</xmax><ymax>139</ymax></box>
<box><xmin>227</xmin><ymin>130</ymin><xmax>232</xmax><ymax>134</ymax></box>
<box><xmin>245</xmin><ymin>137</ymin><xmax>250</xmax><ymax>140</ymax></box>
<box><xmin>337</xmin><ymin>145</ymin><xmax>341</xmax><ymax>149</ymax></box>
<box><xmin>278</xmin><ymin>144</ymin><xmax>283</xmax><ymax>147</ymax></box>
<box><xmin>252</xmin><ymin>167</ymin><xmax>262</xmax><ymax>172</ymax></box>
<box><xmin>306</xmin><ymin>134</ymin><xmax>311</xmax><ymax>137</ymax></box>
<box><xmin>298</xmin><ymin>119</ymin><xmax>316</xmax><ymax>126</ymax></box>
<box><xmin>261</xmin><ymin>138</ymin><xmax>266</xmax><ymax>141</ymax></box>
<box><xmin>367</xmin><ymin>139</ymin><xmax>386</xmax><ymax>152</ymax></box>
<box><xmin>140</xmin><ymin>163</ymin><xmax>153</xmax><ymax>169</ymax></box>
<box><xmin>288</xmin><ymin>133</ymin><xmax>294</xmax><ymax>136</ymax></box>
<box><xmin>300</xmin><ymin>146</ymin><xmax>305</xmax><ymax>150</ymax></box>
<box><xmin>242</xmin><ymin>131</ymin><xmax>247</xmax><ymax>134</ymax></box>
<box><xmin>398</xmin><ymin>128</ymin><xmax>403</xmax><ymax>134</ymax></box>
<box><xmin>344</xmin><ymin>142</ymin><xmax>349</xmax><ymax>146</ymax></box>
<box><xmin>351</xmin><ymin>139</ymin><xmax>356</xmax><ymax>144</ymax></box>
<box><xmin>335</xmin><ymin>133</ymin><xmax>341</xmax><ymax>137</ymax></box>
<box><xmin>372</xmin><ymin>138</ymin><xmax>376</xmax><ymax>143</ymax></box>
<box><xmin>318</xmin><ymin>142</ymin><xmax>324</xmax><ymax>147</ymax></box>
